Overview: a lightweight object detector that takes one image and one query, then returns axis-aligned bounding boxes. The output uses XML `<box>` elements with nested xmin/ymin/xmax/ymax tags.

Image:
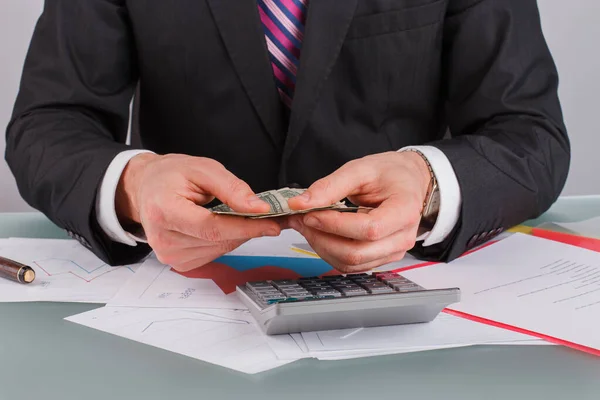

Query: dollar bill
<box><xmin>209</xmin><ymin>188</ymin><xmax>364</xmax><ymax>218</ymax></box>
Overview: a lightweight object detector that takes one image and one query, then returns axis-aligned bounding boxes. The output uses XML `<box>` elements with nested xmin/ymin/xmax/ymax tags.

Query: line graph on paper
<box><xmin>32</xmin><ymin>258</ymin><xmax>136</xmax><ymax>284</ymax></box>
<box><xmin>0</xmin><ymin>239</ymin><xmax>141</xmax><ymax>303</ymax></box>
<box><xmin>140</xmin><ymin>311</ymin><xmax>250</xmax><ymax>334</ymax></box>
<box><xmin>108</xmin><ymin>258</ymin><xmax>246</xmax><ymax>309</ymax></box>
<box><xmin>66</xmin><ymin>307</ymin><xmax>290</xmax><ymax>374</ymax></box>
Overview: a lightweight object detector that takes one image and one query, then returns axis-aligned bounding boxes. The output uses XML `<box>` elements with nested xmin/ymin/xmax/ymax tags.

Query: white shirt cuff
<box><xmin>96</xmin><ymin>149</ymin><xmax>154</xmax><ymax>246</ymax></box>
<box><xmin>399</xmin><ymin>145</ymin><xmax>462</xmax><ymax>247</ymax></box>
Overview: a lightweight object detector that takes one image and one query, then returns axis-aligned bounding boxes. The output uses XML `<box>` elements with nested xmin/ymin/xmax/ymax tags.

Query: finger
<box><xmin>287</xmin><ymin>160</ymin><xmax>374</xmax><ymax>210</ymax></box>
<box><xmin>146</xmin><ymin>228</ymin><xmax>209</xmax><ymax>252</ymax></box>
<box><xmin>340</xmin><ymin>251</ymin><xmax>408</xmax><ymax>273</ymax></box>
<box><xmin>147</xmin><ymin>228</ymin><xmax>246</xmax><ymax>253</ymax></box>
<box><xmin>189</xmin><ymin>159</ymin><xmax>271</xmax><ymax>213</ymax></box>
<box><xmin>301</xmin><ymin>195</ymin><xmax>421</xmax><ymax>242</ymax></box>
<box><xmin>144</xmin><ymin>197</ymin><xmax>281</xmax><ymax>241</ymax></box>
<box><xmin>157</xmin><ymin>239</ymin><xmax>248</xmax><ymax>271</ymax></box>
<box><xmin>171</xmin><ymin>240</ymin><xmax>248</xmax><ymax>272</ymax></box>
<box><xmin>291</xmin><ymin>222</ymin><xmax>416</xmax><ymax>269</ymax></box>
<box><xmin>277</xmin><ymin>215</ymin><xmax>297</xmax><ymax>231</ymax></box>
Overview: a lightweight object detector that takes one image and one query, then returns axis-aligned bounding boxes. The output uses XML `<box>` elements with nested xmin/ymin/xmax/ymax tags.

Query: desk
<box><xmin>1</xmin><ymin>197</ymin><xmax>600</xmax><ymax>400</ymax></box>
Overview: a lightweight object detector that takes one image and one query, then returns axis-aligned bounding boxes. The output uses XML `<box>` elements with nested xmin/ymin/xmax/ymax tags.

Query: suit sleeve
<box><xmin>4</xmin><ymin>0</ymin><xmax>152</xmax><ymax>265</ymax></box>
<box><xmin>410</xmin><ymin>0</ymin><xmax>570</xmax><ymax>262</ymax></box>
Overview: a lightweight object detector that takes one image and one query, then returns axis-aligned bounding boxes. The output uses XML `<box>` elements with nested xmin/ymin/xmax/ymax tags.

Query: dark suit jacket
<box><xmin>5</xmin><ymin>0</ymin><xmax>570</xmax><ymax>266</ymax></box>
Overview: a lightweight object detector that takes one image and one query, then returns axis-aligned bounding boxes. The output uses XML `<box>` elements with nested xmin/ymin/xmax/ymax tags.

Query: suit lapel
<box><xmin>283</xmin><ymin>0</ymin><xmax>358</xmax><ymax>162</ymax></box>
<box><xmin>206</xmin><ymin>0</ymin><xmax>286</xmax><ymax>148</ymax></box>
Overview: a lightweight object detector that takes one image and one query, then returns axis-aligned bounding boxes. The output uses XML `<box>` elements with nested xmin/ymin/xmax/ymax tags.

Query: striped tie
<box><xmin>257</xmin><ymin>0</ymin><xmax>308</xmax><ymax>108</ymax></box>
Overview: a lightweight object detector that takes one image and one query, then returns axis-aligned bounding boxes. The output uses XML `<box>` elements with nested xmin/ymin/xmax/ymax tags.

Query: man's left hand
<box><xmin>286</xmin><ymin>151</ymin><xmax>432</xmax><ymax>273</ymax></box>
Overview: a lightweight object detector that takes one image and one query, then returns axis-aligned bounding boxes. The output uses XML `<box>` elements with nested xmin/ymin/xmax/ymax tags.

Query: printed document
<box><xmin>108</xmin><ymin>257</ymin><xmax>245</xmax><ymax>309</ymax></box>
<box><xmin>402</xmin><ymin>233</ymin><xmax>600</xmax><ymax>352</ymax></box>
<box><xmin>66</xmin><ymin>306</ymin><xmax>291</xmax><ymax>374</ymax></box>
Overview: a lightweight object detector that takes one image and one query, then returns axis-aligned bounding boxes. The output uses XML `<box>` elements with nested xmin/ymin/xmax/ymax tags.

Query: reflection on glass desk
<box><xmin>1</xmin><ymin>196</ymin><xmax>600</xmax><ymax>400</ymax></box>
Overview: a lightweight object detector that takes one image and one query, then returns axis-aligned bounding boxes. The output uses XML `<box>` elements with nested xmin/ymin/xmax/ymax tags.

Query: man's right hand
<box><xmin>115</xmin><ymin>153</ymin><xmax>281</xmax><ymax>272</ymax></box>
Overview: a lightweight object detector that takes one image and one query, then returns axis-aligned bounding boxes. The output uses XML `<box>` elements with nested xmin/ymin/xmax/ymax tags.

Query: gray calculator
<box><xmin>236</xmin><ymin>272</ymin><xmax>460</xmax><ymax>335</ymax></box>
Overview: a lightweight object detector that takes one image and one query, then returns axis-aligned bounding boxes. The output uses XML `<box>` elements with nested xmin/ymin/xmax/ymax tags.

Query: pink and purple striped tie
<box><xmin>257</xmin><ymin>0</ymin><xmax>308</xmax><ymax>108</ymax></box>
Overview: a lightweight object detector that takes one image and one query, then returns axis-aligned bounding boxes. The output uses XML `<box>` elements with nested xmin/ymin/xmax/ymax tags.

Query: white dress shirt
<box><xmin>96</xmin><ymin>146</ymin><xmax>462</xmax><ymax>247</ymax></box>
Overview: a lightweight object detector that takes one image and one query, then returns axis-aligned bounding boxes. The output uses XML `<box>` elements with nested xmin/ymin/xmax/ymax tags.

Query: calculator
<box><xmin>236</xmin><ymin>272</ymin><xmax>460</xmax><ymax>335</ymax></box>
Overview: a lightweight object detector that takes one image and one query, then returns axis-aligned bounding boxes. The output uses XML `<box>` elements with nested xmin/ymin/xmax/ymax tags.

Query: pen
<box><xmin>0</xmin><ymin>256</ymin><xmax>35</xmax><ymax>284</ymax></box>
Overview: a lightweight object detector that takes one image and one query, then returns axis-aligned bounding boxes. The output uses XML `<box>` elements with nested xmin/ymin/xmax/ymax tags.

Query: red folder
<box><xmin>392</xmin><ymin>227</ymin><xmax>600</xmax><ymax>356</ymax></box>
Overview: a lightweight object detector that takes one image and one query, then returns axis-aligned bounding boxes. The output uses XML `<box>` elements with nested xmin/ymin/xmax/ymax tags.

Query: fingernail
<box><xmin>304</xmin><ymin>216</ymin><xmax>321</xmax><ymax>229</ymax></box>
<box><xmin>262</xmin><ymin>230</ymin><xmax>279</xmax><ymax>237</ymax></box>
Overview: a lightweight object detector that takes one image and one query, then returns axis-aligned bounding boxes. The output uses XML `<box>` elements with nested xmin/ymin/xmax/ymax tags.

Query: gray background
<box><xmin>1</xmin><ymin>0</ymin><xmax>599</xmax><ymax>212</ymax></box>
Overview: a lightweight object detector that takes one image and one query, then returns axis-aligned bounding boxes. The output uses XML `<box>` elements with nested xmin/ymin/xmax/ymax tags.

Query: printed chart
<box><xmin>66</xmin><ymin>306</ymin><xmax>291</xmax><ymax>374</ymax></box>
<box><xmin>0</xmin><ymin>239</ymin><xmax>139</xmax><ymax>303</ymax></box>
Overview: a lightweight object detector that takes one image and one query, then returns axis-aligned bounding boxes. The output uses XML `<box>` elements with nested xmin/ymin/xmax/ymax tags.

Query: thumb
<box><xmin>195</xmin><ymin>165</ymin><xmax>271</xmax><ymax>214</ymax></box>
<box><xmin>288</xmin><ymin>164</ymin><xmax>363</xmax><ymax>210</ymax></box>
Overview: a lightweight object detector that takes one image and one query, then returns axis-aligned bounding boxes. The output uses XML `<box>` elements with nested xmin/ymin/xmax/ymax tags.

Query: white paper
<box><xmin>0</xmin><ymin>239</ymin><xmax>139</xmax><ymax>303</ymax></box>
<box><xmin>265</xmin><ymin>332</ymin><xmax>311</xmax><ymax>360</ymax></box>
<box><xmin>65</xmin><ymin>306</ymin><xmax>293</xmax><ymax>374</ymax></box>
<box><xmin>402</xmin><ymin>233</ymin><xmax>600</xmax><ymax>352</ymax></box>
<box><xmin>108</xmin><ymin>257</ymin><xmax>244</xmax><ymax>309</ymax></box>
<box><xmin>230</xmin><ymin>229</ymin><xmax>318</xmax><ymax>258</ymax></box>
<box><xmin>300</xmin><ymin>313</ymin><xmax>547</xmax><ymax>352</ymax></box>
<box><xmin>311</xmin><ymin>345</ymin><xmax>466</xmax><ymax>360</ymax></box>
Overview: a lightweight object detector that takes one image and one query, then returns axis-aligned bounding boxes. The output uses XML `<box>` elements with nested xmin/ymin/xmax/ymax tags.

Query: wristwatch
<box><xmin>402</xmin><ymin>149</ymin><xmax>440</xmax><ymax>229</ymax></box>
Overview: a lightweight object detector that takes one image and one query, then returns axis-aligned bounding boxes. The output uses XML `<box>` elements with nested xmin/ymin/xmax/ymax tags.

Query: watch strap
<box><xmin>401</xmin><ymin>148</ymin><xmax>437</xmax><ymax>216</ymax></box>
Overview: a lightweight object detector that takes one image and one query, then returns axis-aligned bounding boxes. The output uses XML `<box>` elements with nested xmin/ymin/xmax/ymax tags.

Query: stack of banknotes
<box><xmin>209</xmin><ymin>188</ymin><xmax>364</xmax><ymax>219</ymax></box>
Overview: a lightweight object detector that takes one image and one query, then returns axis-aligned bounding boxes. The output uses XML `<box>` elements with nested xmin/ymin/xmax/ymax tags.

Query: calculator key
<box><xmin>273</xmin><ymin>285</ymin><xmax>304</xmax><ymax>292</ymax></box>
<box><xmin>365</xmin><ymin>286</ymin><xmax>394</xmax><ymax>294</ymax></box>
<box><xmin>256</xmin><ymin>290</ymin><xmax>284</xmax><ymax>298</ymax></box>
<box><xmin>330</xmin><ymin>284</ymin><xmax>361</xmax><ymax>290</ymax></box>
<box><xmin>356</xmin><ymin>282</ymin><xmax>378</xmax><ymax>288</ymax></box>
<box><xmin>246</xmin><ymin>281</ymin><xmax>273</xmax><ymax>290</ymax></box>
<box><xmin>346</xmin><ymin>273</ymin><xmax>369</xmax><ymax>278</ymax></box>
<box><xmin>299</xmin><ymin>282</ymin><xmax>332</xmax><ymax>289</ymax></box>
<box><xmin>315</xmin><ymin>292</ymin><xmax>342</xmax><ymax>298</ymax></box>
<box><xmin>291</xmin><ymin>294</ymin><xmax>315</xmax><ymax>300</ymax></box>
<box><xmin>302</xmin><ymin>286</ymin><xmax>334</xmax><ymax>293</ymax></box>
<box><xmin>298</xmin><ymin>281</ymin><xmax>322</xmax><ymax>287</ymax></box>
<box><xmin>272</xmin><ymin>280</ymin><xmax>301</xmax><ymax>288</ymax></box>
<box><xmin>310</xmin><ymin>288</ymin><xmax>340</xmax><ymax>295</ymax></box>
<box><xmin>375</xmin><ymin>273</ymin><xmax>400</xmax><ymax>281</ymax></box>
<box><xmin>272</xmin><ymin>280</ymin><xmax>297</xmax><ymax>285</ymax></box>
<box><xmin>390</xmin><ymin>281</ymin><xmax>417</xmax><ymax>288</ymax></box>
<box><xmin>282</xmin><ymin>290</ymin><xmax>311</xmax><ymax>297</ymax></box>
<box><xmin>393</xmin><ymin>284</ymin><xmax>423</xmax><ymax>292</ymax></box>
<box><xmin>328</xmin><ymin>278</ymin><xmax>354</xmax><ymax>284</ymax></box>
<box><xmin>361</xmin><ymin>282</ymin><xmax>393</xmax><ymax>290</ymax></box>
<box><xmin>282</xmin><ymin>288</ymin><xmax>310</xmax><ymax>294</ymax></box>
<box><xmin>258</xmin><ymin>294</ymin><xmax>287</xmax><ymax>301</ymax></box>
<box><xmin>253</xmin><ymin>285</ymin><xmax>280</xmax><ymax>292</ymax></box>
<box><xmin>352</xmin><ymin>276</ymin><xmax>379</xmax><ymax>282</ymax></box>
<box><xmin>274</xmin><ymin>284</ymin><xmax>304</xmax><ymax>292</ymax></box>
<box><xmin>383</xmin><ymin>277</ymin><xmax>410</xmax><ymax>284</ymax></box>
<box><xmin>339</xmin><ymin>288</ymin><xmax>368</xmax><ymax>296</ymax></box>
<box><xmin>248</xmin><ymin>286</ymin><xmax>278</xmax><ymax>295</ymax></box>
<box><xmin>281</xmin><ymin>287</ymin><xmax>305</xmax><ymax>294</ymax></box>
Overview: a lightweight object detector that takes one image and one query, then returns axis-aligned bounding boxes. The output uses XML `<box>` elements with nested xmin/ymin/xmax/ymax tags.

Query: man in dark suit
<box><xmin>5</xmin><ymin>0</ymin><xmax>570</xmax><ymax>273</ymax></box>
